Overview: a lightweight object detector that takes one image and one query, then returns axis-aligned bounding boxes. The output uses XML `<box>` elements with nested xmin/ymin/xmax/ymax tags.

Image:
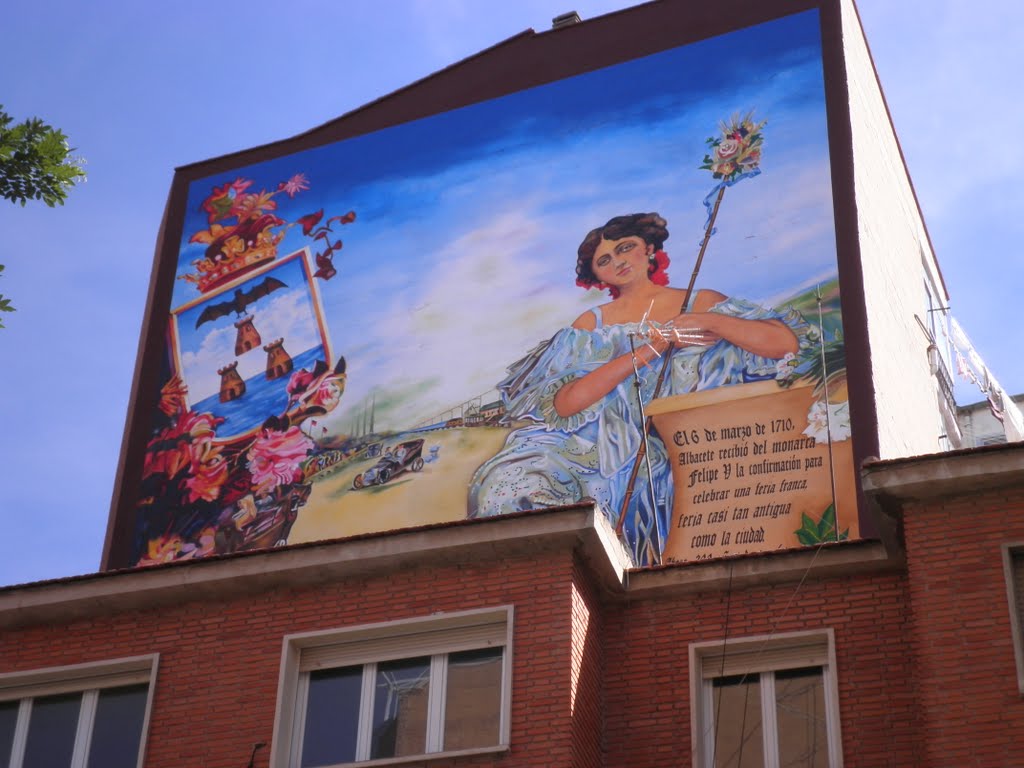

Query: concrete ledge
<box><xmin>625</xmin><ymin>540</ymin><xmax>900</xmax><ymax>597</ymax></box>
<box><xmin>861</xmin><ymin>442</ymin><xmax>1024</xmax><ymax>501</ymax></box>
<box><xmin>1</xmin><ymin>505</ymin><xmax>622</xmax><ymax>630</ymax></box>
<box><xmin>0</xmin><ymin>502</ymin><xmax>901</xmax><ymax>628</ymax></box>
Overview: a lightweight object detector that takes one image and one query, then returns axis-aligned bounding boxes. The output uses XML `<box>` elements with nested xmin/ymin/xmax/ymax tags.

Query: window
<box><xmin>690</xmin><ymin>630</ymin><xmax>842</xmax><ymax>768</ymax></box>
<box><xmin>0</xmin><ymin>654</ymin><xmax>158</xmax><ymax>768</ymax></box>
<box><xmin>1002</xmin><ymin>544</ymin><xmax>1024</xmax><ymax>694</ymax></box>
<box><xmin>273</xmin><ymin>607</ymin><xmax>512</xmax><ymax>767</ymax></box>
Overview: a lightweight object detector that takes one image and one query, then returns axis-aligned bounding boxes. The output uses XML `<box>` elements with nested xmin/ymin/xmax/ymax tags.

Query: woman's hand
<box><xmin>674</xmin><ymin>311</ymin><xmax>798</xmax><ymax>358</ymax></box>
<box><xmin>658</xmin><ymin>312</ymin><xmax>723</xmax><ymax>348</ymax></box>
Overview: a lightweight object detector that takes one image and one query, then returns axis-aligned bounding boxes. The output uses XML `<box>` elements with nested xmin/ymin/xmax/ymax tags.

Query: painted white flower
<box><xmin>803</xmin><ymin>399</ymin><xmax>851</xmax><ymax>442</ymax></box>
<box><xmin>775</xmin><ymin>352</ymin><xmax>797</xmax><ymax>381</ymax></box>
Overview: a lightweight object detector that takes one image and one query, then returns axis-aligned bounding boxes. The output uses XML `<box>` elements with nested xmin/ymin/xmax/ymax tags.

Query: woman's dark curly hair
<box><xmin>575</xmin><ymin>213</ymin><xmax>670</xmax><ymax>297</ymax></box>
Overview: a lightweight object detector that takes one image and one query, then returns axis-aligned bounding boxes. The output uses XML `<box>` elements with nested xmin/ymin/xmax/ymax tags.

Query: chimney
<box><xmin>552</xmin><ymin>11</ymin><xmax>582</xmax><ymax>29</ymax></box>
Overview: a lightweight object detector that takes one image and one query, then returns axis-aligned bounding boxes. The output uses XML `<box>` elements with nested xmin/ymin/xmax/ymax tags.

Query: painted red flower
<box><xmin>328</xmin><ymin>211</ymin><xmax>356</xmax><ymax>226</ymax></box>
<box><xmin>184</xmin><ymin>441</ymin><xmax>228</xmax><ymax>503</ymax></box>
<box><xmin>287</xmin><ymin>368</ymin><xmax>316</xmax><ymax>396</ymax></box>
<box><xmin>137</xmin><ymin>534</ymin><xmax>186</xmax><ymax>565</ymax></box>
<box><xmin>200</xmin><ymin>178</ymin><xmax>252</xmax><ymax>223</ymax></box>
<box><xmin>298</xmin><ymin>209</ymin><xmax>324</xmax><ymax>236</ymax></box>
<box><xmin>649</xmin><ymin>249</ymin><xmax>671</xmax><ymax>287</ymax></box>
<box><xmin>157</xmin><ymin>375</ymin><xmax>189</xmax><ymax>418</ymax></box>
<box><xmin>142</xmin><ymin>432</ymin><xmax>190</xmax><ymax>480</ymax></box>
<box><xmin>142</xmin><ymin>410</ymin><xmax>225</xmax><ymax>490</ymax></box>
<box><xmin>314</xmin><ymin>261</ymin><xmax>337</xmax><ymax>281</ymax></box>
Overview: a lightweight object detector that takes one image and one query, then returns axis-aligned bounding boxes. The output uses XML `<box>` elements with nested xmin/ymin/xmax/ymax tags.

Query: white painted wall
<box><xmin>840</xmin><ymin>0</ymin><xmax>950</xmax><ymax>458</ymax></box>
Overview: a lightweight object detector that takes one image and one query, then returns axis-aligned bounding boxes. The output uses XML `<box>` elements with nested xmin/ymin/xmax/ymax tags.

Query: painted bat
<box><xmin>195</xmin><ymin>277</ymin><xmax>287</xmax><ymax>328</ymax></box>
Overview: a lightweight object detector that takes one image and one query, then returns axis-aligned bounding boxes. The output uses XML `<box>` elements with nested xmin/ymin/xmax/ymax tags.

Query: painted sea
<box><xmin>191</xmin><ymin>345</ymin><xmax>327</xmax><ymax>437</ymax></box>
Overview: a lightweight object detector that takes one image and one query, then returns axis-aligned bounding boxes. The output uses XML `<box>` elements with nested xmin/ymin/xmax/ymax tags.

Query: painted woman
<box><xmin>468</xmin><ymin>212</ymin><xmax>807</xmax><ymax>563</ymax></box>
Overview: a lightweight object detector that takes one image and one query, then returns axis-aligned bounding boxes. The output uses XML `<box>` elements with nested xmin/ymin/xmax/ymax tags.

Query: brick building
<box><xmin>3</xmin><ymin>1</ymin><xmax>1022</xmax><ymax>766</ymax></box>
<box><xmin>3</xmin><ymin>445</ymin><xmax>1024</xmax><ymax>766</ymax></box>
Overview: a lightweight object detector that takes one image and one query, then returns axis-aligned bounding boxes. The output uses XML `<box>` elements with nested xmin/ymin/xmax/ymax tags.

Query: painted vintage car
<box><xmin>352</xmin><ymin>439</ymin><xmax>425</xmax><ymax>489</ymax></box>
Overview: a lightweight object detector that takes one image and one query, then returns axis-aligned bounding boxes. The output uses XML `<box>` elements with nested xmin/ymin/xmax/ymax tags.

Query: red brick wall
<box><xmin>570</xmin><ymin>557</ymin><xmax>605</xmax><ymax>768</ymax></box>
<box><xmin>0</xmin><ymin>550</ymin><xmax>583</xmax><ymax>768</ymax></box>
<box><xmin>14</xmin><ymin>491</ymin><xmax>1024</xmax><ymax>768</ymax></box>
<box><xmin>602</xmin><ymin>572</ymin><xmax>921</xmax><ymax>767</ymax></box>
<box><xmin>902</xmin><ymin>484</ymin><xmax>1024</xmax><ymax>767</ymax></box>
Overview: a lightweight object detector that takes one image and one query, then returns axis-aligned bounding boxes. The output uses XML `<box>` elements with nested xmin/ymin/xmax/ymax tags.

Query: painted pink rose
<box><xmin>714</xmin><ymin>138</ymin><xmax>742</xmax><ymax>161</ymax></box>
<box><xmin>247</xmin><ymin>426</ymin><xmax>314</xmax><ymax>498</ymax></box>
<box><xmin>286</xmin><ymin>368</ymin><xmax>316</xmax><ymax>399</ymax></box>
<box><xmin>179</xmin><ymin>411</ymin><xmax>223</xmax><ymax>441</ymax></box>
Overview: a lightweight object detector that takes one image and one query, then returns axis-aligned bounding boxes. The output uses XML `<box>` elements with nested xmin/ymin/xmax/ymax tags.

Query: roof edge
<box><xmin>861</xmin><ymin>442</ymin><xmax>1024</xmax><ymax>501</ymax></box>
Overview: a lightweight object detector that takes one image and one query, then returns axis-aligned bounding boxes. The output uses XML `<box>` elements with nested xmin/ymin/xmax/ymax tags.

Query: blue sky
<box><xmin>1</xmin><ymin>0</ymin><xmax>1021</xmax><ymax>586</ymax></box>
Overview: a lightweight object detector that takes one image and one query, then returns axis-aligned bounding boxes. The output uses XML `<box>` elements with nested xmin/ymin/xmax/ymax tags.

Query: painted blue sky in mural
<box><xmin>174</xmin><ymin>9</ymin><xmax>835</xmax><ymax>433</ymax></box>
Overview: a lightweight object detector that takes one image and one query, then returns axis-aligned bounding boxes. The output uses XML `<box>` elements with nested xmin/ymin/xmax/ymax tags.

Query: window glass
<box><xmin>774</xmin><ymin>667</ymin><xmax>827</xmax><ymax>768</ymax></box>
<box><xmin>302</xmin><ymin>666</ymin><xmax>362</xmax><ymax>768</ymax></box>
<box><xmin>443</xmin><ymin>647</ymin><xmax>502</xmax><ymax>751</ymax></box>
<box><xmin>0</xmin><ymin>700</ymin><xmax>19</xmax><ymax>768</ymax></box>
<box><xmin>712</xmin><ymin>674</ymin><xmax>765</xmax><ymax>768</ymax></box>
<box><xmin>87</xmin><ymin>684</ymin><xmax>150</xmax><ymax>768</ymax></box>
<box><xmin>370</xmin><ymin>657</ymin><xmax>430</xmax><ymax>760</ymax></box>
<box><xmin>23</xmin><ymin>692</ymin><xmax>81</xmax><ymax>768</ymax></box>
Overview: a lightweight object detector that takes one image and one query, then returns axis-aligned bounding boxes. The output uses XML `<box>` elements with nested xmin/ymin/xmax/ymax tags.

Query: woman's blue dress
<box><xmin>468</xmin><ymin>296</ymin><xmax>806</xmax><ymax>564</ymax></box>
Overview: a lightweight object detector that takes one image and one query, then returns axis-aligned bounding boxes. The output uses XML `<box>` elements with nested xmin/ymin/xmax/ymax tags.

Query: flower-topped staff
<box><xmin>700</xmin><ymin>111</ymin><xmax>766</xmax><ymax>181</ymax></box>
<box><xmin>698</xmin><ymin>111</ymin><xmax>766</xmax><ymax>233</ymax></box>
<box><xmin>616</xmin><ymin>111</ymin><xmax>767</xmax><ymax>545</ymax></box>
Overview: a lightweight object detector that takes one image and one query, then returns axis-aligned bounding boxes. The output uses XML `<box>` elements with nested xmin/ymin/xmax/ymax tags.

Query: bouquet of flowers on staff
<box><xmin>700</xmin><ymin>111</ymin><xmax>766</xmax><ymax>181</ymax></box>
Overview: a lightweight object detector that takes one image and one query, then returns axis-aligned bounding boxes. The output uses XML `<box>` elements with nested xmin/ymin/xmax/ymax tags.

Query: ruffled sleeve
<box><xmin>691</xmin><ymin>296</ymin><xmax>809</xmax><ymax>389</ymax></box>
<box><xmin>498</xmin><ymin>327</ymin><xmax>624</xmax><ymax>433</ymax></box>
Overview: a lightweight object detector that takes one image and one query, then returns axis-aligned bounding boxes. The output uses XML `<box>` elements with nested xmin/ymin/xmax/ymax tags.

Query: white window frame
<box><xmin>0</xmin><ymin>653</ymin><xmax>159</xmax><ymax>768</ymax></box>
<box><xmin>690</xmin><ymin>629</ymin><xmax>843</xmax><ymax>768</ymax></box>
<box><xmin>271</xmin><ymin>606</ymin><xmax>513</xmax><ymax>767</ymax></box>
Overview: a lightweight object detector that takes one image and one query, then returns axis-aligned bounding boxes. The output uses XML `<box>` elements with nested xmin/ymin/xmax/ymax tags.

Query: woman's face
<box><xmin>591</xmin><ymin>235</ymin><xmax>652</xmax><ymax>288</ymax></box>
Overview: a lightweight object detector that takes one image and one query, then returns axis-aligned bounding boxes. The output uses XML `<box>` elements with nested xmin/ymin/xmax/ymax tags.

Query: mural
<box><xmin>131</xmin><ymin>8</ymin><xmax>858</xmax><ymax>567</ymax></box>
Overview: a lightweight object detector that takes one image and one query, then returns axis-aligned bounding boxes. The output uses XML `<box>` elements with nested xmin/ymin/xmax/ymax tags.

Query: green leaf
<box><xmin>795</xmin><ymin>529</ymin><xmax>818</xmax><ymax>546</ymax></box>
<box><xmin>796</xmin><ymin>505</ymin><xmax>847</xmax><ymax>546</ymax></box>
<box><xmin>0</xmin><ymin>105</ymin><xmax>86</xmax><ymax>209</ymax></box>
<box><xmin>816</xmin><ymin>504</ymin><xmax>836</xmax><ymax>538</ymax></box>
